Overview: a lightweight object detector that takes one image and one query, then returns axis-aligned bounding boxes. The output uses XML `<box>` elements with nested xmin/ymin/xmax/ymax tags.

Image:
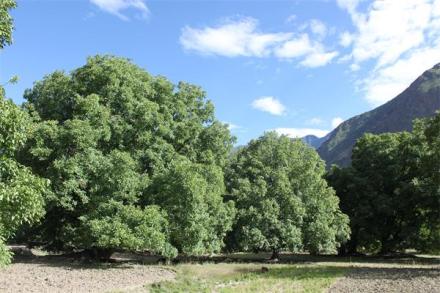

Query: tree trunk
<box><xmin>85</xmin><ymin>248</ymin><xmax>114</xmax><ymax>261</ymax></box>
<box><xmin>270</xmin><ymin>250</ymin><xmax>279</xmax><ymax>261</ymax></box>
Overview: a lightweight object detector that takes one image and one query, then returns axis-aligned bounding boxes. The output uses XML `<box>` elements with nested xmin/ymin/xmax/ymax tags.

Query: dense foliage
<box><xmin>2</xmin><ymin>2</ymin><xmax>438</xmax><ymax>264</ymax></box>
<box><xmin>0</xmin><ymin>89</ymin><xmax>47</xmax><ymax>266</ymax></box>
<box><xmin>0</xmin><ymin>0</ymin><xmax>48</xmax><ymax>266</ymax></box>
<box><xmin>148</xmin><ymin>159</ymin><xmax>235</xmax><ymax>255</ymax></box>
<box><xmin>20</xmin><ymin>56</ymin><xmax>235</xmax><ymax>258</ymax></box>
<box><xmin>226</xmin><ymin>132</ymin><xmax>350</xmax><ymax>257</ymax></box>
<box><xmin>327</xmin><ymin>113</ymin><xmax>440</xmax><ymax>254</ymax></box>
<box><xmin>411</xmin><ymin>113</ymin><xmax>440</xmax><ymax>252</ymax></box>
<box><xmin>0</xmin><ymin>0</ymin><xmax>16</xmax><ymax>49</ymax></box>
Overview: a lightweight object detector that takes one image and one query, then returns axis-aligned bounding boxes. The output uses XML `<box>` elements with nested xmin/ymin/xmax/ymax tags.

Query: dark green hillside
<box><xmin>318</xmin><ymin>63</ymin><xmax>440</xmax><ymax>166</ymax></box>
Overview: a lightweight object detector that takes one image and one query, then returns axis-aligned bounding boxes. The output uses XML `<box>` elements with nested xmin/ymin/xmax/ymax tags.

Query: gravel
<box><xmin>328</xmin><ymin>266</ymin><xmax>440</xmax><ymax>293</ymax></box>
<box><xmin>0</xmin><ymin>257</ymin><xmax>175</xmax><ymax>293</ymax></box>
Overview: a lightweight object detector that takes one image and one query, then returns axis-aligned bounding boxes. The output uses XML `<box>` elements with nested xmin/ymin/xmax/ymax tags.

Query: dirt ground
<box><xmin>1</xmin><ymin>251</ymin><xmax>439</xmax><ymax>293</ymax></box>
<box><xmin>0</xmin><ymin>255</ymin><xmax>175</xmax><ymax>293</ymax></box>
<box><xmin>328</xmin><ymin>265</ymin><xmax>440</xmax><ymax>293</ymax></box>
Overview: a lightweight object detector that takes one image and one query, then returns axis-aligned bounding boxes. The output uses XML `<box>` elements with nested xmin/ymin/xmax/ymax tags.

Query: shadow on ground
<box><xmin>10</xmin><ymin>245</ymin><xmax>440</xmax><ymax>271</ymax></box>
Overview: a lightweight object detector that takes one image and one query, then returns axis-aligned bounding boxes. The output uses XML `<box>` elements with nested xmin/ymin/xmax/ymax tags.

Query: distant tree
<box><xmin>0</xmin><ymin>0</ymin><xmax>16</xmax><ymax>49</ymax></box>
<box><xmin>226</xmin><ymin>132</ymin><xmax>349</xmax><ymax>258</ymax></box>
<box><xmin>20</xmin><ymin>56</ymin><xmax>235</xmax><ymax>258</ymax></box>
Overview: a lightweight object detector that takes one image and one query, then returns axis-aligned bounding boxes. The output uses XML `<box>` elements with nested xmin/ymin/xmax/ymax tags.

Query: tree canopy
<box><xmin>0</xmin><ymin>89</ymin><xmax>47</xmax><ymax>266</ymax></box>
<box><xmin>20</xmin><ymin>55</ymin><xmax>235</xmax><ymax>258</ymax></box>
<box><xmin>226</xmin><ymin>132</ymin><xmax>350</xmax><ymax>257</ymax></box>
<box><xmin>0</xmin><ymin>0</ymin><xmax>16</xmax><ymax>49</ymax></box>
<box><xmin>327</xmin><ymin>113</ymin><xmax>440</xmax><ymax>254</ymax></box>
<box><xmin>0</xmin><ymin>0</ymin><xmax>48</xmax><ymax>266</ymax></box>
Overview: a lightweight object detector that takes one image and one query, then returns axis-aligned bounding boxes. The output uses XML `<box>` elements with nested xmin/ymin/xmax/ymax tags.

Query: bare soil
<box><xmin>0</xmin><ymin>254</ymin><xmax>175</xmax><ymax>293</ymax></box>
<box><xmin>328</xmin><ymin>266</ymin><xmax>440</xmax><ymax>293</ymax></box>
<box><xmin>1</xmin><ymin>251</ymin><xmax>439</xmax><ymax>293</ymax></box>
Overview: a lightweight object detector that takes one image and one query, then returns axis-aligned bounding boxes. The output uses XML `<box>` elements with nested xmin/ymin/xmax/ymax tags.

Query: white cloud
<box><xmin>307</xmin><ymin>117</ymin><xmax>324</xmax><ymax>125</ymax></box>
<box><xmin>180</xmin><ymin>18</ymin><xmax>292</xmax><ymax>57</ymax></box>
<box><xmin>274</xmin><ymin>34</ymin><xmax>338</xmax><ymax>67</ymax></box>
<box><xmin>363</xmin><ymin>45</ymin><xmax>440</xmax><ymax>105</ymax></box>
<box><xmin>180</xmin><ymin>17</ymin><xmax>338</xmax><ymax>68</ymax></box>
<box><xmin>223</xmin><ymin>121</ymin><xmax>241</xmax><ymax>131</ymax></box>
<box><xmin>339</xmin><ymin>31</ymin><xmax>354</xmax><ymax>47</ymax></box>
<box><xmin>309</xmin><ymin>19</ymin><xmax>327</xmax><ymax>38</ymax></box>
<box><xmin>300</xmin><ymin>51</ymin><xmax>339</xmax><ymax>68</ymax></box>
<box><xmin>350</xmin><ymin>63</ymin><xmax>360</xmax><ymax>71</ymax></box>
<box><xmin>274</xmin><ymin>128</ymin><xmax>329</xmax><ymax>138</ymax></box>
<box><xmin>331</xmin><ymin>117</ymin><xmax>344</xmax><ymax>128</ymax></box>
<box><xmin>286</xmin><ymin>14</ymin><xmax>297</xmax><ymax>23</ymax></box>
<box><xmin>90</xmin><ymin>0</ymin><xmax>149</xmax><ymax>20</ymax></box>
<box><xmin>274</xmin><ymin>34</ymin><xmax>313</xmax><ymax>58</ymax></box>
<box><xmin>338</xmin><ymin>0</ymin><xmax>440</xmax><ymax>105</ymax></box>
<box><xmin>251</xmin><ymin>96</ymin><xmax>286</xmax><ymax>116</ymax></box>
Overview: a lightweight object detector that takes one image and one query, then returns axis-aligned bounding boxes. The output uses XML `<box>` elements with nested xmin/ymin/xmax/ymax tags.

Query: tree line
<box><xmin>1</xmin><ymin>1</ymin><xmax>439</xmax><ymax>266</ymax></box>
<box><xmin>1</xmin><ymin>54</ymin><xmax>350</xmax><ymax>263</ymax></box>
<box><xmin>327</xmin><ymin>115</ymin><xmax>440</xmax><ymax>255</ymax></box>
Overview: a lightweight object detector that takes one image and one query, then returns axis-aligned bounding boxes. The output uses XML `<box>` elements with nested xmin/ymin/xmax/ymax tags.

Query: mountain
<box><xmin>302</xmin><ymin>134</ymin><xmax>330</xmax><ymax>149</ymax></box>
<box><xmin>318</xmin><ymin>63</ymin><xmax>440</xmax><ymax>167</ymax></box>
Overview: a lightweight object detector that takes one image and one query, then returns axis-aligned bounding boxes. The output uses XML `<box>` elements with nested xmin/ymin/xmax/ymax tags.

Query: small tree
<box><xmin>226</xmin><ymin>132</ymin><xmax>349</xmax><ymax>258</ymax></box>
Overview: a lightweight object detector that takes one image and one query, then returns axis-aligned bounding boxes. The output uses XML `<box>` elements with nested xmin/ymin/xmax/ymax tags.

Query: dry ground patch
<box><xmin>0</xmin><ymin>255</ymin><xmax>175</xmax><ymax>293</ymax></box>
<box><xmin>0</xmin><ymin>252</ymin><xmax>439</xmax><ymax>292</ymax></box>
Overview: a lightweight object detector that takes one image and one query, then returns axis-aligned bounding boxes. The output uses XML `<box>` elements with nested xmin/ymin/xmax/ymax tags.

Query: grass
<box><xmin>148</xmin><ymin>263</ymin><xmax>348</xmax><ymax>293</ymax></box>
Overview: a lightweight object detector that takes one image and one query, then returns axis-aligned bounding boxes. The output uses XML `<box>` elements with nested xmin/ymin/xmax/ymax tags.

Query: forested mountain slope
<box><xmin>318</xmin><ymin>63</ymin><xmax>440</xmax><ymax>166</ymax></box>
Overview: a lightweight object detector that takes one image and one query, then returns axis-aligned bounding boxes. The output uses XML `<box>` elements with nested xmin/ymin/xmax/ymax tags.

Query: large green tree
<box><xmin>326</xmin><ymin>133</ymin><xmax>416</xmax><ymax>254</ymax></box>
<box><xmin>0</xmin><ymin>0</ymin><xmax>47</xmax><ymax>266</ymax></box>
<box><xmin>327</xmin><ymin>117</ymin><xmax>440</xmax><ymax>254</ymax></box>
<box><xmin>410</xmin><ymin>113</ymin><xmax>440</xmax><ymax>253</ymax></box>
<box><xmin>148</xmin><ymin>158</ymin><xmax>235</xmax><ymax>255</ymax></box>
<box><xmin>0</xmin><ymin>89</ymin><xmax>47</xmax><ymax>266</ymax></box>
<box><xmin>21</xmin><ymin>55</ymin><xmax>235</xmax><ymax>257</ymax></box>
<box><xmin>226</xmin><ymin>132</ymin><xmax>349</xmax><ymax>258</ymax></box>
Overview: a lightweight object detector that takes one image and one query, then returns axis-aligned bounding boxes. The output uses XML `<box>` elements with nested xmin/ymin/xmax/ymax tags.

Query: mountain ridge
<box><xmin>317</xmin><ymin>63</ymin><xmax>440</xmax><ymax>166</ymax></box>
<box><xmin>302</xmin><ymin>134</ymin><xmax>329</xmax><ymax>149</ymax></box>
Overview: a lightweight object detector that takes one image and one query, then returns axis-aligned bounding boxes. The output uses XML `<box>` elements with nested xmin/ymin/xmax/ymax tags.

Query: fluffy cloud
<box><xmin>251</xmin><ymin>96</ymin><xmax>286</xmax><ymax>116</ymax></box>
<box><xmin>180</xmin><ymin>18</ymin><xmax>292</xmax><ymax>57</ymax></box>
<box><xmin>180</xmin><ymin>17</ymin><xmax>338</xmax><ymax>68</ymax></box>
<box><xmin>274</xmin><ymin>128</ymin><xmax>329</xmax><ymax>138</ymax></box>
<box><xmin>274</xmin><ymin>34</ymin><xmax>339</xmax><ymax>67</ymax></box>
<box><xmin>363</xmin><ymin>45</ymin><xmax>440</xmax><ymax>105</ymax></box>
<box><xmin>274</xmin><ymin>34</ymin><xmax>314</xmax><ymax>58</ymax></box>
<box><xmin>300</xmin><ymin>51</ymin><xmax>339</xmax><ymax>68</ymax></box>
<box><xmin>331</xmin><ymin>117</ymin><xmax>344</xmax><ymax>128</ymax></box>
<box><xmin>338</xmin><ymin>0</ymin><xmax>440</xmax><ymax>105</ymax></box>
<box><xmin>309</xmin><ymin>19</ymin><xmax>328</xmax><ymax>38</ymax></box>
<box><xmin>90</xmin><ymin>0</ymin><xmax>149</xmax><ymax>20</ymax></box>
<box><xmin>339</xmin><ymin>31</ymin><xmax>354</xmax><ymax>47</ymax></box>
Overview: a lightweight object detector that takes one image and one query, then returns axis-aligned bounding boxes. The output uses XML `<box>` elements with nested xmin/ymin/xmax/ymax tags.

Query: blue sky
<box><xmin>2</xmin><ymin>0</ymin><xmax>440</xmax><ymax>144</ymax></box>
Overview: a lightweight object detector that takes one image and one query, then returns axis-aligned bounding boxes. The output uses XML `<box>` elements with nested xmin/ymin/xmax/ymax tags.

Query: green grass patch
<box><xmin>149</xmin><ymin>263</ymin><xmax>347</xmax><ymax>293</ymax></box>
